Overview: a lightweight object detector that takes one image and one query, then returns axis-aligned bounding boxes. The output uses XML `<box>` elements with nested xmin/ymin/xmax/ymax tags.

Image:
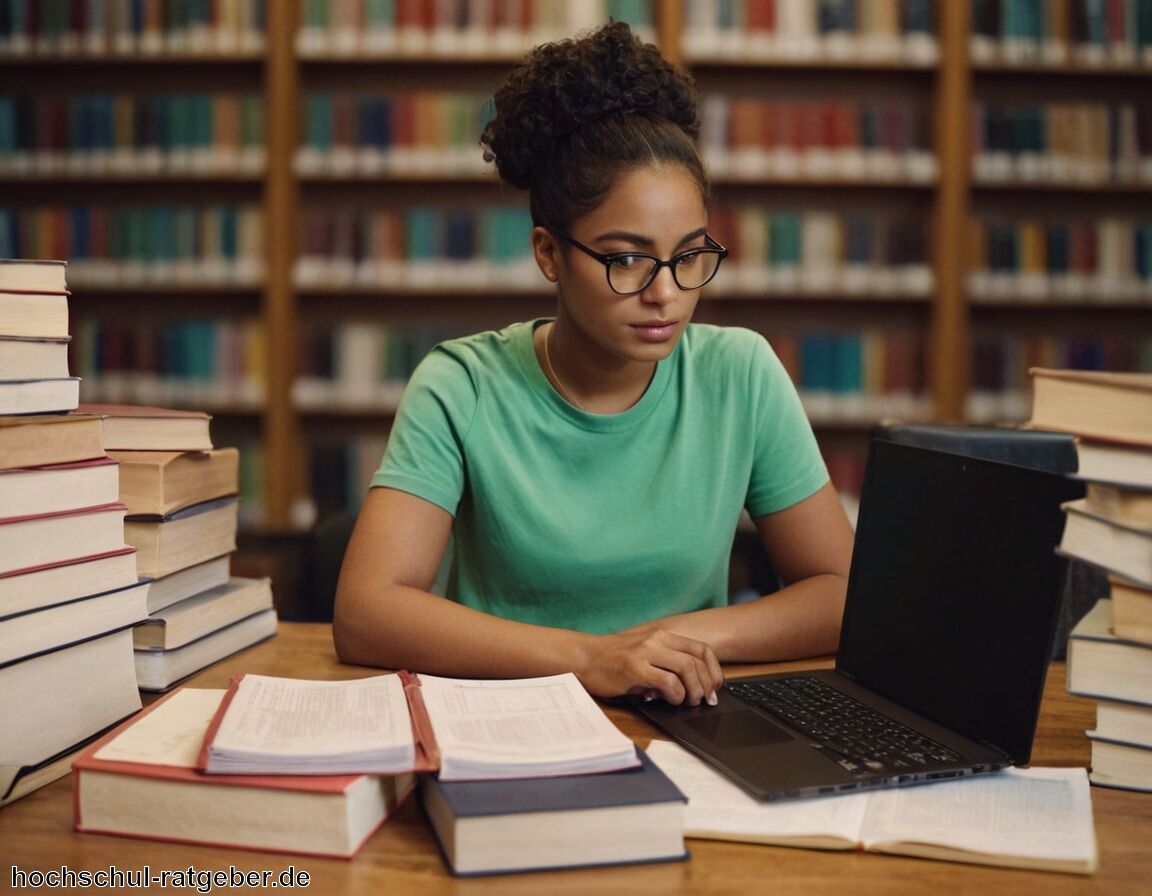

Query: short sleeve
<box><xmin>744</xmin><ymin>334</ymin><xmax>829</xmax><ymax>517</ymax></box>
<box><xmin>370</xmin><ymin>346</ymin><xmax>479</xmax><ymax>516</ymax></box>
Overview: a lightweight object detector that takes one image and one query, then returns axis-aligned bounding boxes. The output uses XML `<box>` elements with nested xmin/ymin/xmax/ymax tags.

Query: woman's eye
<box><xmin>676</xmin><ymin>252</ymin><xmax>702</xmax><ymax>268</ymax></box>
<box><xmin>609</xmin><ymin>255</ymin><xmax>645</xmax><ymax>270</ymax></box>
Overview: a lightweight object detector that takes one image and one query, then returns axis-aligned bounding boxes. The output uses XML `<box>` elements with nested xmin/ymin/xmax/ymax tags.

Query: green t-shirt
<box><xmin>371</xmin><ymin>320</ymin><xmax>827</xmax><ymax>634</ymax></box>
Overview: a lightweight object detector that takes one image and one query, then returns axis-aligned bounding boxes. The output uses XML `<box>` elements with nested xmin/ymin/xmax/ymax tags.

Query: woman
<box><xmin>334</xmin><ymin>22</ymin><xmax>854</xmax><ymax>706</ymax></box>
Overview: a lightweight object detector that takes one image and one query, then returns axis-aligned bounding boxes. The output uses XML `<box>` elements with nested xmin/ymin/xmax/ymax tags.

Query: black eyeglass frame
<box><xmin>551</xmin><ymin>230</ymin><xmax>729</xmax><ymax>295</ymax></box>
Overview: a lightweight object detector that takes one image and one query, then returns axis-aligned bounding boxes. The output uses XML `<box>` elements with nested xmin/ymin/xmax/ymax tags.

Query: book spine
<box><xmin>295</xmin><ymin>0</ymin><xmax>593</xmax><ymax>57</ymax></box>
<box><xmin>698</xmin><ymin>94</ymin><xmax>935</xmax><ymax>185</ymax></box>
<box><xmin>0</xmin><ymin>202</ymin><xmax>265</xmax><ymax>286</ymax></box>
<box><xmin>968</xmin><ymin>214</ymin><xmax>1152</xmax><ymax>303</ymax></box>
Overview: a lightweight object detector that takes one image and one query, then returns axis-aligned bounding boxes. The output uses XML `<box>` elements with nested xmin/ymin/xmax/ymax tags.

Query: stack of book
<box><xmin>80</xmin><ymin>403</ymin><xmax>278</xmax><ymax>693</ymax></box>
<box><xmin>0</xmin><ymin>258</ymin><xmax>146</xmax><ymax>807</ymax></box>
<box><xmin>0</xmin><ymin>258</ymin><xmax>79</xmax><ymax>414</ymax></box>
<box><xmin>1028</xmin><ymin>367</ymin><xmax>1152</xmax><ymax>793</ymax></box>
<box><xmin>74</xmin><ymin>671</ymin><xmax>687</xmax><ymax>868</ymax></box>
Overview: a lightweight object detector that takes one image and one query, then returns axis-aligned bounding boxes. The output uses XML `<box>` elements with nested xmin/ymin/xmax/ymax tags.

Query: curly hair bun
<box><xmin>481</xmin><ymin>21</ymin><xmax>700</xmax><ymax>191</ymax></box>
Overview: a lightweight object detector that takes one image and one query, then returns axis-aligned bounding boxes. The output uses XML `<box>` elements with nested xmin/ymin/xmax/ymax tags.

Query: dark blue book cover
<box><xmin>422</xmin><ymin>748</ymin><xmax>687</xmax><ymax>875</ymax></box>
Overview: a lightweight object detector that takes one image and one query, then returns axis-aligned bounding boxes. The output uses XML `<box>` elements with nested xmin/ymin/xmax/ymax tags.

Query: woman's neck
<box><xmin>537</xmin><ymin>319</ymin><xmax>657</xmax><ymax>415</ymax></box>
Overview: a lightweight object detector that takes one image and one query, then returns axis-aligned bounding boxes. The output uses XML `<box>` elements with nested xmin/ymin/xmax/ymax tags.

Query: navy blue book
<box><xmin>421</xmin><ymin>748</ymin><xmax>687</xmax><ymax>876</ymax></box>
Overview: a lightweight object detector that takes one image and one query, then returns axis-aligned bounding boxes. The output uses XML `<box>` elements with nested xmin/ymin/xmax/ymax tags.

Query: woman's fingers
<box><xmin>605</xmin><ymin>628</ymin><xmax>723</xmax><ymax>706</ymax></box>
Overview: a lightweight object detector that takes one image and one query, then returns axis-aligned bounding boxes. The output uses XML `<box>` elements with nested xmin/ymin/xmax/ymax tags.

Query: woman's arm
<box><xmin>643</xmin><ymin>481</ymin><xmax>854</xmax><ymax>662</ymax></box>
<box><xmin>333</xmin><ymin>487</ymin><xmax>723</xmax><ymax>705</ymax></box>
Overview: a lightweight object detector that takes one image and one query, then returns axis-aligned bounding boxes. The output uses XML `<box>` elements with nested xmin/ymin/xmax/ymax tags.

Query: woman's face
<box><xmin>543</xmin><ymin>164</ymin><xmax>711</xmax><ymax>367</ymax></box>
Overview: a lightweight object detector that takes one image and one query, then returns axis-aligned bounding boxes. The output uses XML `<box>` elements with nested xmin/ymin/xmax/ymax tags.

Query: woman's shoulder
<box><xmin>418</xmin><ymin>321</ymin><xmax>533</xmax><ymax>374</ymax></box>
<box><xmin>682</xmin><ymin>323</ymin><xmax>778</xmax><ymax>368</ymax></box>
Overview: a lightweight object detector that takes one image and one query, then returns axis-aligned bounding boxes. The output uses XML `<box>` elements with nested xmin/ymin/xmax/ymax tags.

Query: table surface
<box><xmin>3</xmin><ymin>622</ymin><xmax>1150</xmax><ymax>895</ymax></box>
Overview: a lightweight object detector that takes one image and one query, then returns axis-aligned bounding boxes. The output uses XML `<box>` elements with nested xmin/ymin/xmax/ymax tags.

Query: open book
<box><xmin>646</xmin><ymin>740</ymin><xmax>1098</xmax><ymax>875</ymax></box>
<box><xmin>200</xmin><ymin>672</ymin><xmax>638</xmax><ymax>781</ymax></box>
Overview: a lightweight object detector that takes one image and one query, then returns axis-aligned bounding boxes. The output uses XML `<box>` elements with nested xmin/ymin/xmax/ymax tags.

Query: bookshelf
<box><xmin>2</xmin><ymin>0</ymin><xmax>1150</xmax><ymax>529</ymax></box>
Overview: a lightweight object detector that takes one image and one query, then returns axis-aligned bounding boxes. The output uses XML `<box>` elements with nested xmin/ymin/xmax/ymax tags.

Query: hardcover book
<box><xmin>76</xmin><ymin>403</ymin><xmax>213</xmax><ymax>451</ymax></box>
<box><xmin>0</xmin><ymin>413</ymin><xmax>105</xmax><ymax>472</ymax></box>
<box><xmin>74</xmin><ymin>688</ymin><xmax>414</xmax><ymax>858</ymax></box>
<box><xmin>111</xmin><ymin>448</ymin><xmax>239</xmax><ymax>517</ymax></box>
<box><xmin>124</xmin><ymin>496</ymin><xmax>238</xmax><ymax>579</ymax></box>
<box><xmin>423</xmin><ymin>749</ymin><xmax>687</xmax><ymax>876</ymax></box>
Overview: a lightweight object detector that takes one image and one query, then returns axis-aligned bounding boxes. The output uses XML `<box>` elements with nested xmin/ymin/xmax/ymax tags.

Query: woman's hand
<box><xmin>575</xmin><ymin>625</ymin><xmax>723</xmax><ymax>706</ymax></box>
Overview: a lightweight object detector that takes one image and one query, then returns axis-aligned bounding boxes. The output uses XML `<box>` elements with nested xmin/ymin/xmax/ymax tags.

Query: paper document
<box><xmin>647</xmin><ymin>740</ymin><xmax>1097</xmax><ymax>873</ymax></box>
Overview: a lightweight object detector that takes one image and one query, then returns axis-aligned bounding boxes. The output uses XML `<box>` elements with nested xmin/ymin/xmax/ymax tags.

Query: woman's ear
<box><xmin>531</xmin><ymin>226</ymin><xmax>561</xmax><ymax>283</ymax></box>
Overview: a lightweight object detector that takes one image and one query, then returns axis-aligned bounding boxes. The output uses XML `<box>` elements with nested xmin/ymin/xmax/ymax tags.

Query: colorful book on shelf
<box><xmin>110</xmin><ymin>448</ymin><xmax>239</xmax><ymax>517</ymax></box>
<box><xmin>73</xmin><ymin>688</ymin><xmax>414</xmax><ymax>858</ymax></box>
<box><xmin>76</xmin><ymin>403</ymin><xmax>214</xmax><ymax>451</ymax></box>
<box><xmin>0</xmin><ymin>413</ymin><xmax>105</xmax><ymax>472</ymax></box>
<box><xmin>646</xmin><ymin>740</ymin><xmax>1097</xmax><ymax>875</ymax></box>
<box><xmin>423</xmin><ymin>749</ymin><xmax>687</xmax><ymax>876</ymax></box>
<box><xmin>1</xmin><ymin>628</ymin><xmax>142</xmax><ymax>806</ymax></box>
<box><xmin>123</xmin><ymin>495</ymin><xmax>239</xmax><ymax>580</ymax></box>
<box><xmin>134</xmin><ymin>607</ymin><xmax>278</xmax><ymax>694</ymax></box>
<box><xmin>198</xmin><ymin>671</ymin><xmax>639</xmax><ymax>780</ymax></box>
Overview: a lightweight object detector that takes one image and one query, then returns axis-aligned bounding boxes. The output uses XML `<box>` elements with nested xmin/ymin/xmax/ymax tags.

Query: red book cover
<box><xmin>747</xmin><ymin>0</ymin><xmax>776</xmax><ymax>33</ymax></box>
<box><xmin>73</xmin><ymin>689</ymin><xmax>415</xmax><ymax>859</ymax></box>
<box><xmin>728</xmin><ymin>98</ymin><xmax>761</xmax><ymax>151</ymax></box>
<box><xmin>828</xmin><ymin>101</ymin><xmax>858</xmax><ymax>150</ymax></box>
<box><xmin>332</xmin><ymin>93</ymin><xmax>356</xmax><ymax>150</ymax></box>
<box><xmin>1106</xmin><ymin>0</ymin><xmax>1125</xmax><ymax>45</ymax></box>
<box><xmin>773</xmin><ymin>103</ymin><xmax>800</xmax><ymax>152</ymax></box>
<box><xmin>393</xmin><ymin>94</ymin><xmax>417</xmax><ymax>150</ymax></box>
<box><xmin>795</xmin><ymin>102</ymin><xmax>824</xmax><ymax>152</ymax></box>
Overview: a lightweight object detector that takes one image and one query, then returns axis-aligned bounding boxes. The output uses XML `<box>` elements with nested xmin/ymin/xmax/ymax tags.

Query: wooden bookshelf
<box><xmin>3</xmin><ymin>0</ymin><xmax>1150</xmax><ymax>527</ymax></box>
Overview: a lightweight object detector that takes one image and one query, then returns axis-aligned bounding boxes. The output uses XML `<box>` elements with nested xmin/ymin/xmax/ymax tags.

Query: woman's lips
<box><xmin>631</xmin><ymin>320</ymin><xmax>678</xmax><ymax>342</ymax></box>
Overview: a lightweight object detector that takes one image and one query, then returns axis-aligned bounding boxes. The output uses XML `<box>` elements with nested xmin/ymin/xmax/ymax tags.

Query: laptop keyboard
<box><xmin>727</xmin><ymin>677</ymin><xmax>963</xmax><ymax>776</ymax></box>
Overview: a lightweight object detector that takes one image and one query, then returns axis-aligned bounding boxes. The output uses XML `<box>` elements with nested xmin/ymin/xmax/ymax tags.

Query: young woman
<box><xmin>333</xmin><ymin>22</ymin><xmax>854</xmax><ymax>706</ymax></box>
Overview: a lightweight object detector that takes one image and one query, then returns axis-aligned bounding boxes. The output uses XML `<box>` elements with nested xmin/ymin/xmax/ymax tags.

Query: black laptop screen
<box><xmin>835</xmin><ymin>440</ymin><xmax>1084</xmax><ymax>764</ymax></box>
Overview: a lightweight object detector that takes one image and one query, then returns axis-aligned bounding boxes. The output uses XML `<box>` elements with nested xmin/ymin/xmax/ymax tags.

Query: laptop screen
<box><xmin>835</xmin><ymin>440</ymin><xmax>1084</xmax><ymax>764</ymax></box>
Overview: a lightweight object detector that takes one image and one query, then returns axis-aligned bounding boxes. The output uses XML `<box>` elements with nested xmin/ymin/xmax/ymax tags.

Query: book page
<box><xmin>208</xmin><ymin>674</ymin><xmax>414</xmax><ymax>771</ymax></box>
<box><xmin>96</xmin><ymin>689</ymin><xmax>224</xmax><ymax>768</ymax></box>
<box><xmin>859</xmin><ymin>767</ymin><xmax>1097</xmax><ymax>869</ymax></box>
<box><xmin>417</xmin><ymin>673</ymin><xmax>637</xmax><ymax>778</ymax></box>
<box><xmin>646</xmin><ymin>739</ymin><xmax>867</xmax><ymax>849</ymax></box>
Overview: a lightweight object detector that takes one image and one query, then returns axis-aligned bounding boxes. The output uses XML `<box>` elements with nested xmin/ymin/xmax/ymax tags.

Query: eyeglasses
<box><xmin>552</xmin><ymin>230</ymin><xmax>728</xmax><ymax>295</ymax></box>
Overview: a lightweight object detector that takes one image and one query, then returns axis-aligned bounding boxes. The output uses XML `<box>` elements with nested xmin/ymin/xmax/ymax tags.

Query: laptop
<box><xmin>634</xmin><ymin>438</ymin><xmax>1084</xmax><ymax>801</ymax></box>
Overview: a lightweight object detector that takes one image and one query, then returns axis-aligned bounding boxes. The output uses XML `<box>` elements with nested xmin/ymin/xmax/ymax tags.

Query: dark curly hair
<box><xmin>480</xmin><ymin>21</ymin><xmax>709</xmax><ymax>231</ymax></box>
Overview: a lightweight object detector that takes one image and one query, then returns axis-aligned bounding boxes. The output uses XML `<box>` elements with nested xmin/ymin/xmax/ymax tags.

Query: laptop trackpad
<box><xmin>684</xmin><ymin>710</ymin><xmax>794</xmax><ymax>749</ymax></box>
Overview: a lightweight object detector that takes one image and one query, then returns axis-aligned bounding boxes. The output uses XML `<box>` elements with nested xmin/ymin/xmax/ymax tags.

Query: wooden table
<box><xmin>3</xmin><ymin>622</ymin><xmax>1150</xmax><ymax>895</ymax></box>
